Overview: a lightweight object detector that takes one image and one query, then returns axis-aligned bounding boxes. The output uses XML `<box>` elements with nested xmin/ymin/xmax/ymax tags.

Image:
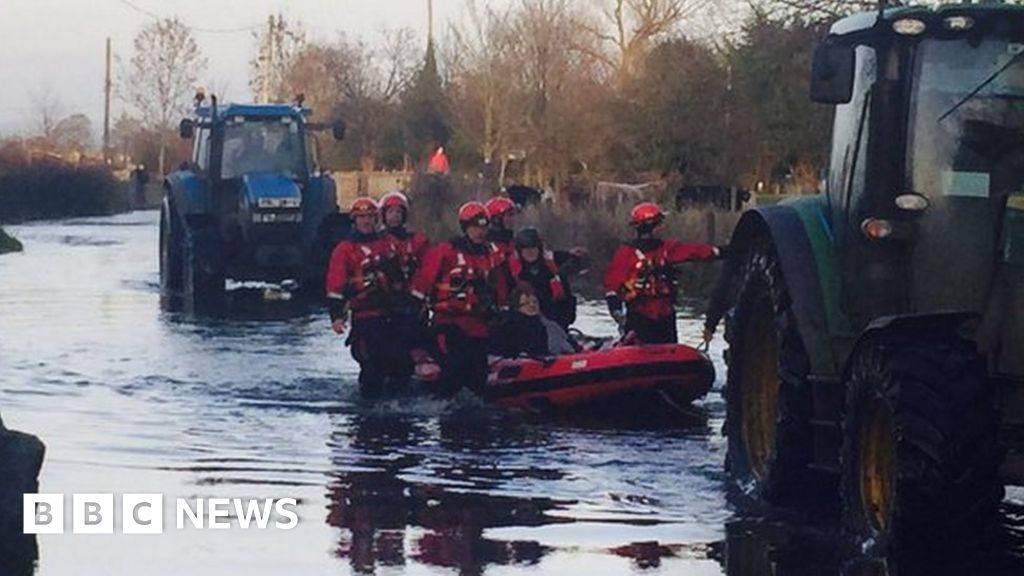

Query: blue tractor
<box><xmin>160</xmin><ymin>95</ymin><xmax>349</xmax><ymax>310</ymax></box>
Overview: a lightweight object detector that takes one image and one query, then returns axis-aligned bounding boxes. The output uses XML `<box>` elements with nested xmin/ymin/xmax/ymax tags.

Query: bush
<box><xmin>0</xmin><ymin>159</ymin><xmax>128</xmax><ymax>223</ymax></box>
<box><xmin>0</xmin><ymin>226</ymin><xmax>21</xmax><ymax>254</ymax></box>
<box><xmin>405</xmin><ymin>176</ymin><xmax>740</xmax><ymax>300</ymax></box>
<box><xmin>522</xmin><ymin>203</ymin><xmax>739</xmax><ymax>299</ymax></box>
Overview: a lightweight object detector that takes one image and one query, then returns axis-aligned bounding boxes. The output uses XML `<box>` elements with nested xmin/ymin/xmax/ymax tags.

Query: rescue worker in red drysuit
<box><xmin>411</xmin><ymin>201</ymin><xmax>508</xmax><ymax>395</ymax></box>
<box><xmin>507</xmin><ymin>227</ymin><xmax>581</xmax><ymax>330</ymax></box>
<box><xmin>427</xmin><ymin>146</ymin><xmax>450</xmax><ymax>175</ymax></box>
<box><xmin>327</xmin><ymin>197</ymin><xmax>404</xmax><ymax>396</ymax></box>
<box><xmin>484</xmin><ymin>196</ymin><xmax>518</xmax><ymax>261</ymax></box>
<box><xmin>603</xmin><ymin>202</ymin><xmax>721</xmax><ymax>345</ymax></box>
<box><xmin>380</xmin><ymin>190</ymin><xmax>432</xmax><ymax>369</ymax></box>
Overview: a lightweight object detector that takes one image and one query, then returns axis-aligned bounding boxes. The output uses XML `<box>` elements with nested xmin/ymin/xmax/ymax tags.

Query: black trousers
<box><xmin>349</xmin><ymin>314</ymin><xmax>421</xmax><ymax>397</ymax></box>
<box><xmin>433</xmin><ymin>324</ymin><xmax>490</xmax><ymax>397</ymax></box>
<box><xmin>625</xmin><ymin>313</ymin><xmax>678</xmax><ymax>345</ymax></box>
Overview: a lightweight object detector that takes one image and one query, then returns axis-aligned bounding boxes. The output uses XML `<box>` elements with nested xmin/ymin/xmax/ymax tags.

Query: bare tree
<box><xmin>51</xmin><ymin>114</ymin><xmax>93</xmax><ymax>154</ymax></box>
<box><xmin>27</xmin><ymin>84</ymin><xmax>64</xmax><ymax>144</ymax></box>
<box><xmin>249</xmin><ymin>14</ymin><xmax>307</xmax><ymax>103</ymax></box>
<box><xmin>753</xmin><ymin>0</ymin><xmax>907</xmax><ymax>23</ymax></box>
<box><xmin>448</xmin><ymin>0</ymin><xmax>520</xmax><ymax>171</ymax></box>
<box><xmin>283</xmin><ymin>28</ymin><xmax>417</xmax><ymax>169</ymax></box>
<box><xmin>586</xmin><ymin>0</ymin><xmax>713</xmax><ymax>82</ymax></box>
<box><xmin>121</xmin><ymin>17</ymin><xmax>207</xmax><ymax>174</ymax></box>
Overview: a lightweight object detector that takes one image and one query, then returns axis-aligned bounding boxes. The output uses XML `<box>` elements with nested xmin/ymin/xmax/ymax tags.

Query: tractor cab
<box><xmin>161</xmin><ymin>96</ymin><xmax>348</xmax><ymax>310</ymax></box>
<box><xmin>811</xmin><ymin>4</ymin><xmax>1024</xmax><ymax>372</ymax></box>
<box><xmin>716</xmin><ymin>2</ymin><xmax>1024</xmax><ymax>555</ymax></box>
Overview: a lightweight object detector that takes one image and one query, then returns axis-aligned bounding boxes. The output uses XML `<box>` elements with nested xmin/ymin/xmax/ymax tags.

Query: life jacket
<box><xmin>620</xmin><ymin>240</ymin><xmax>676</xmax><ymax>303</ymax></box>
<box><xmin>433</xmin><ymin>238</ymin><xmax>504</xmax><ymax>316</ymax></box>
<box><xmin>326</xmin><ymin>233</ymin><xmax>399</xmax><ymax>316</ymax></box>
<box><xmin>508</xmin><ymin>251</ymin><xmax>566</xmax><ymax>302</ymax></box>
<box><xmin>487</xmin><ymin>228</ymin><xmax>516</xmax><ymax>261</ymax></box>
<box><xmin>385</xmin><ymin>227</ymin><xmax>428</xmax><ymax>290</ymax></box>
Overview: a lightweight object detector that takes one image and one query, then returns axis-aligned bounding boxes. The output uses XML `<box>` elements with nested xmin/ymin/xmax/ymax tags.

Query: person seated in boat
<box><xmin>603</xmin><ymin>202</ymin><xmax>722</xmax><ymax>345</ymax></box>
<box><xmin>491</xmin><ymin>283</ymin><xmax>577</xmax><ymax>358</ymax></box>
<box><xmin>411</xmin><ymin>201</ymin><xmax>509</xmax><ymax>395</ymax></box>
<box><xmin>327</xmin><ymin>198</ymin><xmax>405</xmax><ymax>397</ymax></box>
<box><xmin>507</xmin><ymin>227</ymin><xmax>585</xmax><ymax>330</ymax></box>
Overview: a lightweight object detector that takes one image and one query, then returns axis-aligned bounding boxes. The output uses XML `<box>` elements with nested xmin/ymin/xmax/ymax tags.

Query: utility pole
<box><xmin>103</xmin><ymin>37</ymin><xmax>112</xmax><ymax>161</ymax></box>
<box><xmin>428</xmin><ymin>0</ymin><xmax>434</xmax><ymax>46</ymax></box>
<box><xmin>259</xmin><ymin>15</ymin><xmax>275</xmax><ymax>104</ymax></box>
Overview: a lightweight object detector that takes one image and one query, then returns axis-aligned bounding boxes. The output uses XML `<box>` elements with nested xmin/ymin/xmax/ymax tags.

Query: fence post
<box><xmin>705</xmin><ymin>210</ymin><xmax>717</xmax><ymax>244</ymax></box>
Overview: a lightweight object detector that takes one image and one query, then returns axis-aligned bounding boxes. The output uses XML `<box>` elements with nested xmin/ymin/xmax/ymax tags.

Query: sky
<box><xmin>0</xmin><ymin>0</ymin><xmax>488</xmax><ymax>136</ymax></box>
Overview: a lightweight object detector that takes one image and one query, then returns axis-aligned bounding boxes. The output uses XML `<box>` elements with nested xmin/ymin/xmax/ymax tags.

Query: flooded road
<box><xmin>0</xmin><ymin>211</ymin><xmax>728</xmax><ymax>575</ymax></box>
<box><xmin>3</xmin><ymin>211</ymin><xmax>1024</xmax><ymax>576</ymax></box>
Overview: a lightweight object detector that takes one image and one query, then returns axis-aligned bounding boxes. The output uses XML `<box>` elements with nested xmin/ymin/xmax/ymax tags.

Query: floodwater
<box><xmin>1</xmin><ymin>211</ymin><xmax>1023</xmax><ymax>576</ymax></box>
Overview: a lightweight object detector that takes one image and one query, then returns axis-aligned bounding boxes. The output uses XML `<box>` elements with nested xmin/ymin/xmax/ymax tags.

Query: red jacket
<box><xmin>384</xmin><ymin>226</ymin><xmax>430</xmax><ymax>292</ymax></box>
<box><xmin>603</xmin><ymin>238</ymin><xmax>717</xmax><ymax>319</ymax></box>
<box><xmin>411</xmin><ymin>236</ymin><xmax>508</xmax><ymax>338</ymax></box>
<box><xmin>326</xmin><ymin>232</ymin><xmax>398</xmax><ymax>319</ymax></box>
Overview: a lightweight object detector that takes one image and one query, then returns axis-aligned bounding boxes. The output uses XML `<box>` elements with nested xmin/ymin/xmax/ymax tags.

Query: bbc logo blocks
<box><xmin>24</xmin><ymin>494</ymin><xmax>163</xmax><ymax>535</ymax></box>
<box><xmin>23</xmin><ymin>494</ymin><xmax>298</xmax><ymax>533</ymax></box>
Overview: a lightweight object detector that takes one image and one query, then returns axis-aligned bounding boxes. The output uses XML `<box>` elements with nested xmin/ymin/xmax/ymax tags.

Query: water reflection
<box><xmin>719</xmin><ymin>502</ymin><xmax>1024</xmax><ymax>576</ymax></box>
<box><xmin>8</xmin><ymin>212</ymin><xmax>1024</xmax><ymax>575</ymax></box>
<box><xmin>326</xmin><ymin>411</ymin><xmax>564</xmax><ymax>575</ymax></box>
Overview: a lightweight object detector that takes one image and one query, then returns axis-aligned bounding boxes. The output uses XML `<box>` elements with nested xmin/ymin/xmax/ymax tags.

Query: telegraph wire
<box><xmin>115</xmin><ymin>0</ymin><xmax>263</xmax><ymax>34</ymax></box>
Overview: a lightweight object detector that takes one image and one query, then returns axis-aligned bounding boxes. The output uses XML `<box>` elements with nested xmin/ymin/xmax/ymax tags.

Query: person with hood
<box><xmin>506</xmin><ymin>227</ymin><xmax>583</xmax><ymax>330</ymax></box>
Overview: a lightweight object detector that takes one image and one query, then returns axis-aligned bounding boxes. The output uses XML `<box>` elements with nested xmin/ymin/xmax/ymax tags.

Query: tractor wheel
<box><xmin>159</xmin><ymin>200</ymin><xmax>183</xmax><ymax>297</ymax></box>
<box><xmin>183</xmin><ymin>225</ymin><xmax>225</xmax><ymax>312</ymax></box>
<box><xmin>840</xmin><ymin>335</ymin><xmax>1003</xmax><ymax>553</ymax></box>
<box><xmin>724</xmin><ymin>238</ymin><xmax>813</xmax><ymax>504</ymax></box>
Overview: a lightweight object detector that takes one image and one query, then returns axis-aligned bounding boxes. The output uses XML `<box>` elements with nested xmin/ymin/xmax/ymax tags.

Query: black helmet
<box><xmin>514</xmin><ymin>227</ymin><xmax>543</xmax><ymax>251</ymax></box>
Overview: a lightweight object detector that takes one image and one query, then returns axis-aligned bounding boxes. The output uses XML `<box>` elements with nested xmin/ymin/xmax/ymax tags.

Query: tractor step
<box><xmin>809</xmin><ymin>375</ymin><xmax>844</xmax><ymax>472</ymax></box>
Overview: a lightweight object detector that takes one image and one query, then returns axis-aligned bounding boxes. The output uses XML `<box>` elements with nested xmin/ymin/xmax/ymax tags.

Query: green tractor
<box><xmin>714</xmin><ymin>2</ymin><xmax>1024</xmax><ymax>553</ymax></box>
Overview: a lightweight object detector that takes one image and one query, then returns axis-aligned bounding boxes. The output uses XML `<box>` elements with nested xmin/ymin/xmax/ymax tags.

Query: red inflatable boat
<box><xmin>481</xmin><ymin>344</ymin><xmax>715</xmax><ymax>410</ymax></box>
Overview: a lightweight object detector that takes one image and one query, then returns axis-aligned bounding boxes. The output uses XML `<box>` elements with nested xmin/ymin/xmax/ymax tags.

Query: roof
<box><xmin>830</xmin><ymin>2</ymin><xmax>1024</xmax><ymax>37</ymax></box>
<box><xmin>195</xmin><ymin>103</ymin><xmax>310</xmax><ymax>120</ymax></box>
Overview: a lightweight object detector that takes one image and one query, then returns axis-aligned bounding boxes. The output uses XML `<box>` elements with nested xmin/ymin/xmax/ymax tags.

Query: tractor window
<box><xmin>909</xmin><ymin>37</ymin><xmax>1024</xmax><ymax>199</ymax></box>
<box><xmin>827</xmin><ymin>45</ymin><xmax>877</xmax><ymax>238</ymax></box>
<box><xmin>194</xmin><ymin>128</ymin><xmax>210</xmax><ymax>172</ymax></box>
<box><xmin>220</xmin><ymin>118</ymin><xmax>305</xmax><ymax>180</ymax></box>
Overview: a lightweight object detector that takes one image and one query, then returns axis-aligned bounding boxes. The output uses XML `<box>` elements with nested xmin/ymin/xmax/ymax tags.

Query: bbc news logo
<box><xmin>23</xmin><ymin>494</ymin><xmax>298</xmax><ymax>534</ymax></box>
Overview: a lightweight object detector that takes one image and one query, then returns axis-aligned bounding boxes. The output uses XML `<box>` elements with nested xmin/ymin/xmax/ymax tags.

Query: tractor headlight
<box><xmin>892</xmin><ymin>18</ymin><xmax>926</xmax><ymax>36</ymax></box>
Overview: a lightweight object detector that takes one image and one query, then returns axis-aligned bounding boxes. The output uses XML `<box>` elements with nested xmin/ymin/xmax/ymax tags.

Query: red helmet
<box><xmin>350</xmin><ymin>197</ymin><xmax>379</xmax><ymax>218</ymax></box>
<box><xmin>485</xmin><ymin>196</ymin><xmax>517</xmax><ymax>220</ymax></box>
<box><xmin>630</xmin><ymin>202</ymin><xmax>665</xmax><ymax>227</ymax></box>
<box><xmin>380</xmin><ymin>191</ymin><xmax>410</xmax><ymax>212</ymax></box>
<box><xmin>458</xmin><ymin>201</ymin><xmax>490</xmax><ymax>230</ymax></box>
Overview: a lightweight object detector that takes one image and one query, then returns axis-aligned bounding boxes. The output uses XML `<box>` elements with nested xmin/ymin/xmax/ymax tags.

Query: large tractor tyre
<box><xmin>159</xmin><ymin>200</ymin><xmax>184</xmax><ymax>296</ymax></box>
<box><xmin>183</xmin><ymin>225</ymin><xmax>226</xmax><ymax>312</ymax></box>
<box><xmin>302</xmin><ymin>213</ymin><xmax>352</xmax><ymax>300</ymax></box>
<box><xmin>840</xmin><ymin>335</ymin><xmax>1003</xmax><ymax>553</ymax></box>
<box><xmin>724</xmin><ymin>238</ymin><xmax>813</xmax><ymax>505</ymax></box>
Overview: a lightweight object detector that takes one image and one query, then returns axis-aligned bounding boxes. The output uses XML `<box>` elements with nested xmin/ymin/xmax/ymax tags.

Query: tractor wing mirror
<box><xmin>810</xmin><ymin>42</ymin><xmax>855</xmax><ymax>104</ymax></box>
<box><xmin>332</xmin><ymin>120</ymin><xmax>347</xmax><ymax>142</ymax></box>
<box><xmin>179</xmin><ymin>118</ymin><xmax>195</xmax><ymax>140</ymax></box>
